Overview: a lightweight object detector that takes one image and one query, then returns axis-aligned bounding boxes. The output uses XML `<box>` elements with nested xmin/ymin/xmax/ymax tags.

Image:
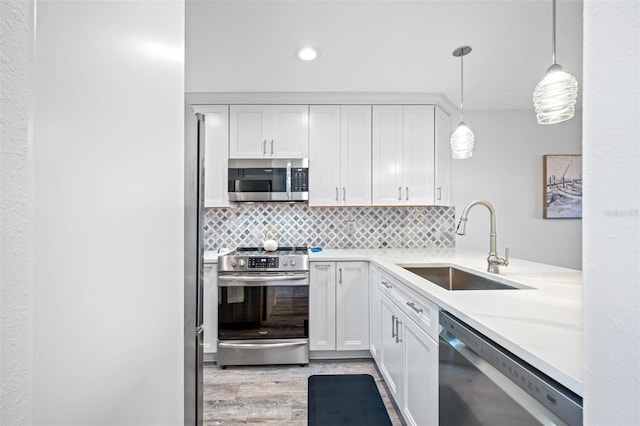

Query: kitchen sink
<box><xmin>402</xmin><ymin>266</ymin><xmax>520</xmax><ymax>291</ymax></box>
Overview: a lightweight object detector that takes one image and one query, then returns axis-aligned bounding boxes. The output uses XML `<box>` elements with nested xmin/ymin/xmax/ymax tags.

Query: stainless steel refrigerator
<box><xmin>184</xmin><ymin>111</ymin><xmax>205</xmax><ymax>425</ymax></box>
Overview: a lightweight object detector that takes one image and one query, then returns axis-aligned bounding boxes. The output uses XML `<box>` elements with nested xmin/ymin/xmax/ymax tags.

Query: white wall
<box><xmin>31</xmin><ymin>1</ymin><xmax>185</xmax><ymax>424</ymax></box>
<box><xmin>451</xmin><ymin>109</ymin><xmax>582</xmax><ymax>270</ymax></box>
<box><xmin>1</xmin><ymin>0</ymin><xmax>34</xmax><ymax>424</ymax></box>
<box><xmin>583</xmin><ymin>1</ymin><xmax>640</xmax><ymax>424</ymax></box>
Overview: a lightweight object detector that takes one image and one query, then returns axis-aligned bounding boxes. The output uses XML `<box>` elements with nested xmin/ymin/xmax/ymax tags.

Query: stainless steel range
<box><xmin>216</xmin><ymin>247</ymin><xmax>310</xmax><ymax>368</ymax></box>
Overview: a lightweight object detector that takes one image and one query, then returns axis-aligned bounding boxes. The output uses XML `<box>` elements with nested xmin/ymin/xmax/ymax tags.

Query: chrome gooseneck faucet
<box><xmin>456</xmin><ymin>200</ymin><xmax>509</xmax><ymax>273</ymax></box>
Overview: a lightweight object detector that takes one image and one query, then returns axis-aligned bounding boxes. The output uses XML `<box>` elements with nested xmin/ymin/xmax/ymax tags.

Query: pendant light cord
<box><xmin>460</xmin><ymin>53</ymin><xmax>464</xmax><ymax>122</ymax></box>
<box><xmin>552</xmin><ymin>0</ymin><xmax>557</xmax><ymax>64</ymax></box>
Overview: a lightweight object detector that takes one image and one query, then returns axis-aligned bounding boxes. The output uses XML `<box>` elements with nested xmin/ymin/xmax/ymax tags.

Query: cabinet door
<box><xmin>403</xmin><ymin>105</ymin><xmax>435</xmax><ymax>205</ymax></box>
<box><xmin>372</xmin><ymin>106</ymin><xmax>404</xmax><ymax>205</ymax></box>
<box><xmin>336</xmin><ymin>262</ymin><xmax>369</xmax><ymax>351</ymax></box>
<box><xmin>203</xmin><ymin>265</ymin><xmax>218</xmax><ymax>354</ymax></box>
<box><xmin>403</xmin><ymin>317</ymin><xmax>439</xmax><ymax>426</ymax></box>
<box><xmin>369</xmin><ymin>265</ymin><xmax>382</xmax><ymax>362</ymax></box>
<box><xmin>379</xmin><ymin>293</ymin><xmax>404</xmax><ymax>406</ymax></box>
<box><xmin>309</xmin><ymin>262</ymin><xmax>337</xmax><ymax>351</ymax></box>
<box><xmin>341</xmin><ymin>106</ymin><xmax>372</xmax><ymax>206</ymax></box>
<box><xmin>201</xmin><ymin>106</ymin><xmax>230</xmax><ymax>207</ymax></box>
<box><xmin>229</xmin><ymin>105</ymin><xmax>270</xmax><ymax>158</ymax></box>
<box><xmin>270</xmin><ymin>105</ymin><xmax>309</xmax><ymax>158</ymax></box>
<box><xmin>434</xmin><ymin>106</ymin><xmax>451</xmax><ymax>205</ymax></box>
<box><xmin>309</xmin><ymin>106</ymin><xmax>341</xmax><ymax>206</ymax></box>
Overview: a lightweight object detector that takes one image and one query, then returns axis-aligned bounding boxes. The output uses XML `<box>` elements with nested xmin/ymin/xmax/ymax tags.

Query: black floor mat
<box><xmin>308</xmin><ymin>374</ymin><xmax>393</xmax><ymax>426</ymax></box>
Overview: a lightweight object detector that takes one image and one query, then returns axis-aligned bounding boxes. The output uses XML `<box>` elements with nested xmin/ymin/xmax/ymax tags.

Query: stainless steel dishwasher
<box><xmin>439</xmin><ymin>311</ymin><xmax>582</xmax><ymax>426</ymax></box>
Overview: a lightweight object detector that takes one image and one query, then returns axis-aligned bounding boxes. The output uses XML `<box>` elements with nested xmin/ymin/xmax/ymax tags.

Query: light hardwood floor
<box><xmin>203</xmin><ymin>359</ymin><xmax>406</xmax><ymax>425</ymax></box>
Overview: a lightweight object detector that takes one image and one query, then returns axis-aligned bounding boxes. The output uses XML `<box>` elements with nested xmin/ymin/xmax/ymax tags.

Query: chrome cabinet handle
<box><xmin>270</xmin><ymin>139</ymin><xmax>274</xmax><ymax>156</ymax></box>
<box><xmin>342</xmin><ymin>187</ymin><xmax>346</xmax><ymax>202</ymax></box>
<box><xmin>395</xmin><ymin>318</ymin><xmax>402</xmax><ymax>343</ymax></box>
<box><xmin>406</xmin><ymin>301</ymin><xmax>424</xmax><ymax>314</ymax></box>
<box><xmin>339</xmin><ymin>268</ymin><xmax>342</xmax><ymax>284</ymax></box>
<box><xmin>437</xmin><ymin>187</ymin><xmax>442</xmax><ymax>201</ymax></box>
<box><xmin>406</xmin><ymin>186</ymin><xmax>409</xmax><ymax>201</ymax></box>
<box><xmin>262</xmin><ymin>139</ymin><xmax>267</xmax><ymax>156</ymax></box>
<box><xmin>398</xmin><ymin>187</ymin><xmax>402</xmax><ymax>201</ymax></box>
<box><xmin>381</xmin><ymin>280</ymin><xmax>392</xmax><ymax>289</ymax></box>
<box><xmin>391</xmin><ymin>315</ymin><xmax>396</xmax><ymax>338</ymax></box>
<box><xmin>335</xmin><ymin>187</ymin><xmax>339</xmax><ymax>202</ymax></box>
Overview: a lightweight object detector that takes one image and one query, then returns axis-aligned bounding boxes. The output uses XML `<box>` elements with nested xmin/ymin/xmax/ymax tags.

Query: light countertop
<box><xmin>204</xmin><ymin>247</ymin><xmax>583</xmax><ymax>396</ymax></box>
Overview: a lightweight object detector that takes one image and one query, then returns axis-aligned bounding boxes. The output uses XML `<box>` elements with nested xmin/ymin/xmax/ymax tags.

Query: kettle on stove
<box><xmin>262</xmin><ymin>227</ymin><xmax>280</xmax><ymax>252</ymax></box>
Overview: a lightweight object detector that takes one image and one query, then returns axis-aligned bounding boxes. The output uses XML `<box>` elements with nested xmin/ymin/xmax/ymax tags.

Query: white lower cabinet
<box><xmin>369</xmin><ymin>264</ymin><xmax>382</xmax><ymax>362</ymax></box>
<box><xmin>203</xmin><ymin>264</ymin><xmax>218</xmax><ymax>355</ymax></box>
<box><xmin>403</xmin><ymin>311</ymin><xmax>439</xmax><ymax>426</ymax></box>
<box><xmin>309</xmin><ymin>262</ymin><xmax>337</xmax><ymax>350</ymax></box>
<box><xmin>375</xmin><ymin>272</ymin><xmax>439</xmax><ymax>426</ymax></box>
<box><xmin>379</xmin><ymin>293</ymin><xmax>405</xmax><ymax>403</ymax></box>
<box><xmin>310</xmin><ymin>261</ymin><xmax>369</xmax><ymax>351</ymax></box>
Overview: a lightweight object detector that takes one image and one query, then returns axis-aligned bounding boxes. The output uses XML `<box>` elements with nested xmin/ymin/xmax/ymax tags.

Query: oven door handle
<box><xmin>218</xmin><ymin>273</ymin><xmax>309</xmax><ymax>286</ymax></box>
<box><xmin>218</xmin><ymin>341</ymin><xmax>308</xmax><ymax>349</ymax></box>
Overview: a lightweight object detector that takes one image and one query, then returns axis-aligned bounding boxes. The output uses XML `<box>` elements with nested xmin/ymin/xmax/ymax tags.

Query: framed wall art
<box><xmin>543</xmin><ymin>154</ymin><xmax>582</xmax><ymax>219</ymax></box>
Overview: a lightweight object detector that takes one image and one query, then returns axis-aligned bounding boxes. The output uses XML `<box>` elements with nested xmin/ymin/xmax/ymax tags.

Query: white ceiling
<box><xmin>186</xmin><ymin>0</ymin><xmax>583</xmax><ymax>110</ymax></box>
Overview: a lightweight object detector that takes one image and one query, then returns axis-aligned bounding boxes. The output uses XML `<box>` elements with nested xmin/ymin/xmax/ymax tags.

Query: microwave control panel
<box><xmin>292</xmin><ymin>169</ymin><xmax>308</xmax><ymax>192</ymax></box>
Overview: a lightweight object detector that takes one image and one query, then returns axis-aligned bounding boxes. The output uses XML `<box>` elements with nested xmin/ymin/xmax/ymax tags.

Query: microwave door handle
<box><xmin>286</xmin><ymin>162</ymin><xmax>292</xmax><ymax>200</ymax></box>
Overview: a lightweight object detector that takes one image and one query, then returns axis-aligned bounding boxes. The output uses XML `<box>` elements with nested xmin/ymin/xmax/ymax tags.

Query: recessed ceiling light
<box><xmin>296</xmin><ymin>46</ymin><xmax>319</xmax><ymax>61</ymax></box>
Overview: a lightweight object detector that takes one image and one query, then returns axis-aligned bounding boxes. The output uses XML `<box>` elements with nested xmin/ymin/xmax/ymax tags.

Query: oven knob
<box><xmin>282</xmin><ymin>259</ymin><xmax>288</xmax><ymax>266</ymax></box>
<box><xmin>230</xmin><ymin>259</ymin><xmax>237</xmax><ymax>267</ymax></box>
<box><xmin>290</xmin><ymin>259</ymin><xmax>296</xmax><ymax>267</ymax></box>
<box><xmin>238</xmin><ymin>259</ymin><xmax>246</xmax><ymax>267</ymax></box>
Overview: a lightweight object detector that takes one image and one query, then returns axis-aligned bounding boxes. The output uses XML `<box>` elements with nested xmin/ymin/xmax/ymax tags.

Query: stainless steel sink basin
<box><xmin>402</xmin><ymin>266</ymin><xmax>520</xmax><ymax>291</ymax></box>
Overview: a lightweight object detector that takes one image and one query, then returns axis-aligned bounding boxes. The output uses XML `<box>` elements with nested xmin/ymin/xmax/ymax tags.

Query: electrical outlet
<box><xmin>346</xmin><ymin>220</ymin><xmax>356</xmax><ymax>235</ymax></box>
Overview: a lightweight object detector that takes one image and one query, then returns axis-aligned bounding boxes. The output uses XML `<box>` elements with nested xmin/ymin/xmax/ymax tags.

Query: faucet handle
<box><xmin>504</xmin><ymin>247</ymin><xmax>510</xmax><ymax>266</ymax></box>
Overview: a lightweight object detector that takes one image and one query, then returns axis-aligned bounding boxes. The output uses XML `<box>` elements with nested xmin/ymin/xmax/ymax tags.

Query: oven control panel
<box><xmin>248</xmin><ymin>257</ymin><xmax>279</xmax><ymax>268</ymax></box>
<box><xmin>219</xmin><ymin>254</ymin><xmax>309</xmax><ymax>272</ymax></box>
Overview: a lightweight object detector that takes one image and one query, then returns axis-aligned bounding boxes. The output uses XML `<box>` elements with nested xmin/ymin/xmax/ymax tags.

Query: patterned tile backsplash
<box><xmin>204</xmin><ymin>204</ymin><xmax>455</xmax><ymax>250</ymax></box>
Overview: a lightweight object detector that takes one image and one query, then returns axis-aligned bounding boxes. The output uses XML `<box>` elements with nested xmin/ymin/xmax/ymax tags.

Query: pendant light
<box><xmin>533</xmin><ymin>0</ymin><xmax>578</xmax><ymax>124</ymax></box>
<box><xmin>450</xmin><ymin>46</ymin><xmax>474</xmax><ymax>159</ymax></box>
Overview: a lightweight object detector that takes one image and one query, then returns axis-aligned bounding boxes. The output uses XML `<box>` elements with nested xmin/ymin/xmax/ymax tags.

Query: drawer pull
<box><xmin>381</xmin><ymin>280</ymin><xmax>392</xmax><ymax>289</ymax></box>
<box><xmin>406</xmin><ymin>301</ymin><xmax>424</xmax><ymax>314</ymax></box>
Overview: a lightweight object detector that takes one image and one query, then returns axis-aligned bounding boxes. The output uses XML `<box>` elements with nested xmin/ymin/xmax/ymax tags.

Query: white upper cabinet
<box><xmin>190</xmin><ymin>105</ymin><xmax>230</xmax><ymax>207</ymax></box>
<box><xmin>435</xmin><ymin>106</ymin><xmax>451</xmax><ymax>205</ymax></box>
<box><xmin>309</xmin><ymin>105</ymin><xmax>372</xmax><ymax>206</ymax></box>
<box><xmin>372</xmin><ymin>106</ymin><xmax>405</xmax><ymax>205</ymax></box>
<box><xmin>309</xmin><ymin>106</ymin><xmax>341</xmax><ymax>206</ymax></box>
<box><xmin>341</xmin><ymin>106</ymin><xmax>372</xmax><ymax>206</ymax></box>
<box><xmin>403</xmin><ymin>106</ymin><xmax>435</xmax><ymax>205</ymax></box>
<box><xmin>373</xmin><ymin>105</ymin><xmax>447</xmax><ymax>206</ymax></box>
<box><xmin>229</xmin><ymin>105</ymin><xmax>309</xmax><ymax>159</ymax></box>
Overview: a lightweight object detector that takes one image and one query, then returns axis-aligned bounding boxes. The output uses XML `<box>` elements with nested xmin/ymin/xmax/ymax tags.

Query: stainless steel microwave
<box><xmin>228</xmin><ymin>158</ymin><xmax>309</xmax><ymax>202</ymax></box>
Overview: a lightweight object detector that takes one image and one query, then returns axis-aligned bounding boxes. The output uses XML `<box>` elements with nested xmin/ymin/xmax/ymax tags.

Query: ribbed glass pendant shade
<box><xmin>450</xmin><ymin>45</ymin><xmax>474</xmax><ymax>159</ymax></box>
<box><xmin>450</xmin><ymin>122</ymin><xmax>475</xmax><ymax>159</ymax></box>
<box><xmin>534</xmin><ymin>0</ymin><xmax>579</xmax><ymax>124</ymax></box>
<box><xmin>533</xmin><ymin>63</ymin><xmax>579</xmax><ymax>124</ymax></box>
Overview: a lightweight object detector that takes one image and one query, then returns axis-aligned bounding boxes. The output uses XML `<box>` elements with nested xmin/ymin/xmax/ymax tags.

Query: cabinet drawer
<box><xmin>380</xmin><ymin>272</ymin><xmax>439</xmax><ymax>341</ymax></box>
<box><xmin>378</xmin><ymin>272</ymin><xmax>396</xmax><ymax>297</ymax></box>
